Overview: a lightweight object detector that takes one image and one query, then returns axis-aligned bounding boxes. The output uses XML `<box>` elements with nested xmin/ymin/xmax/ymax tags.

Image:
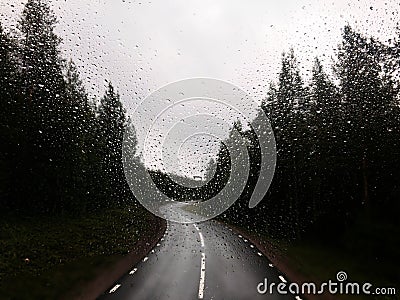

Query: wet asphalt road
<box><xmin>98</xmin><ymin>219</ymin><xmax>300</xmax><ymax>300</ymax></box>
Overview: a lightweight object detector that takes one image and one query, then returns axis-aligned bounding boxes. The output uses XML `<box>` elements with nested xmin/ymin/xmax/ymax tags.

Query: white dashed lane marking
<box><xmin>194</xmin><ymin>224</ymin><xmax>206</xmax><ymax>299</ymax></box>
<box><xmin>110</xmin><ymin>224</ymin><xmax>285</xmax><ymax>300</ymax></box>
<box><xmin>227</xmin><ymin>227</ymin><xmax>283</xmax><ymax>284</ymax></box>
<box><xmin>198</xmin><ymin>252</ymin><xmax>206</xmax><ymax>299</ymax></box>
<box><xmin>198</xmin><ymin>231</ymin><xmax>205</xmax><ymax>247</ymax></box>
<box><xmin>109</xmin><ymin>284</ymin><xmax>121</xmax><ymax>293</ymax></box>
<box><xmin>129</xmin><ymin>268</ymin><xmax>137</xmax><ymax>275</ymax></box>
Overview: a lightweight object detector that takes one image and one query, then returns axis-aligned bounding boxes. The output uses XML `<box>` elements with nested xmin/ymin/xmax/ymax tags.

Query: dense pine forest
<box><xmin>218</xmin><ymin>26</ymin><xmax>400</xmax><ymax>240</ymax></box>
<box><xmin>0</xmin><ymin>0</ymin><xmax>134</xmax><ymax>216</ymax></box>
<box><xmin>0</xmin><ymin>2</ymin><xmax>148</xmax><ymax>297</ymax></box>
<box><xmin>1</xmin><ymin>0</ymin><xmax>400</xmax><ymax>241</ymax></box>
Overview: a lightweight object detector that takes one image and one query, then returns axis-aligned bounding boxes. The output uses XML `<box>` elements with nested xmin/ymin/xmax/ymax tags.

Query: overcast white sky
<box><xmin>1</xmin><ymin>0</ymin><xmax>398</xmax><ymax>105</ymax></box>
<box><xmin>1</xmin><ymin>0</ymin><xmax>399</xmax><ymax>177</ymax></box>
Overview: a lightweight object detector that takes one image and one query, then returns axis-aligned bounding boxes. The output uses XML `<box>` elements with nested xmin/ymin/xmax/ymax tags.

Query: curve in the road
<box><xmin>98</xmin><ymin>219</ymin><xmax>303</xmax><ymax>300</ymax></box>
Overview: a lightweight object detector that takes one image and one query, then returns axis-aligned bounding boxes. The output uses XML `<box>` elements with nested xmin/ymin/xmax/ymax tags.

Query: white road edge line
<box><xmin>193</xmin><ymin>223</ymin><xmax>200</xmax><ymax>231</ymax></box>
<box><xmin>109</xmin><ymin>284</ymin><xmax>121</xmax><ymax>293</ymax></box>
<box><xmin>129</xmin><ymin>268</ymin><xmax>137</xmax><ymax>275</ymax></box>
<box><xmin>198</xmin><ymin>252</ymin><xmax>206</xmax><ymax>299</ymax></box>
<box><xmin>143</xmin><ymin>256</ymin><xmax>148</xmax><ymax>262</ymax></box>
<box><xmin>279</xmin><ymin>275</ymin><xmax>287</xmax><ymax>283</ymax></box>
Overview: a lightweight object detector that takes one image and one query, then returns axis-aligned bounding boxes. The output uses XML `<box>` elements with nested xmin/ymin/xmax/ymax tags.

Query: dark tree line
<box><xmin>211</xmin><ymin>25</ymin><xmax>400</xmax><ymax>239</ymax></box>
<box><xmin>1</xmin><ymin>1</ymin><xmax>399</xmax><ymax>240</ymax></box>
<box><xmin>0</xmin><ymin>0</ymin><xmax>134</xmax><ymax>215</ymax></box>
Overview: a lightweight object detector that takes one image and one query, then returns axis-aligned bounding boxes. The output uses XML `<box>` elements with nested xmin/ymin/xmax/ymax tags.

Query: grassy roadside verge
<box><xmin>0</xmin><ymin>204</ymin><xmax>158</xmax><ymax>300</ymax></box>
<box><xmin>221</xmin><ymin>218</ymin><xmax>399</xmax><ymax>300</ymax></box>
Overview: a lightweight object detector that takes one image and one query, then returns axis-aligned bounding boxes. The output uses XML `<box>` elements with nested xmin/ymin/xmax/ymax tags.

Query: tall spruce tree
<box><xmin>61</xmin><ymin>60</ymin><xmax>99</xmax><ymax>213</ymax></box>
<box><xmin>16</xmin><ymin>0</ymin><xmax>68</xmax><ymax>212</ymax></box>
<box><xmin>335</xmin><ymin>25</ymin><xmax>398</xmax><ymax>211</ymax></box>
<box><xmin>0</xmin><ymin>23</ymin><xmax>19</xmax><ymax>133</ymax></box>
<box><xmin>97</xmin><ymin>82</ymin><xmax>128</xmax><ymax>204</ymax></box>
<box><xmin>0</xmin><ymin>23</ymin><xmax>21</xmax><ymax>207</ymax></box>
<box><xmin>19</xmin><ymin>0</ymin><xmax>64</xmax><ymax>98</ymax></box>
<box><xmin>307</xmin><ymin>57</ymin><xmax>343</xmax><ymax>223</ymax></box>
<box><xmin>274</xmin><ymin>49</ymin><xmax>307</xmax><ymax>237</ymax></box>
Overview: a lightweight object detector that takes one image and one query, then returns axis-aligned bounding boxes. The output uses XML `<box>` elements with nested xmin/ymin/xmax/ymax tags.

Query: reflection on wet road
<box><xmin>98</xmin><ymin>214</ymin><xmax>298</xmax><ymax>300</ymax></box>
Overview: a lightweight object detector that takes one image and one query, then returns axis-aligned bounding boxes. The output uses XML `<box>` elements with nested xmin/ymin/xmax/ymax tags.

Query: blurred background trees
<box><xmin>0</xmin><ymin>0</ymin><xmax>134</xmax><ymax>216</ymax></box>
<box><xmin>213</xmin><ymin>25</ymin><xmax>400</xmax><ymax>242</ymax></box>
<box><xmin>0</xmin><ymin>1</ymin><xmax>399</xmax><ymax>243</ymax></box>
